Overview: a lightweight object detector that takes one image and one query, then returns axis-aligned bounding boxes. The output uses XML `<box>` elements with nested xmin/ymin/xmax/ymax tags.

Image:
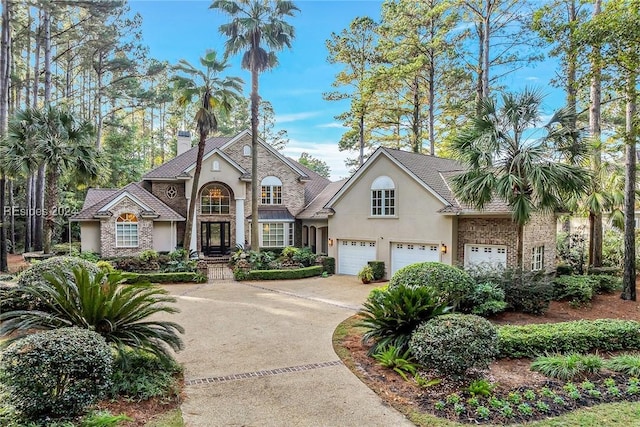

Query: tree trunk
<box><xmin>428</xmin><ymin>47</ymin><xmax>435</xmax><ymax>156</ymax></box>
<box><xmin>0</xmin><ymin>175</ymin><xmax>6</xmax><ymax>272</ymax></box>
<box><xmin>43</xmin><ymin>7</ymin><xmax>51</xmax><ymax>105</ymax></box>
<box><xmin>412</xmin><ymin>76</ymin><xmax>420</xmax><ymax>153</ymax></box>
<box><xmin>621</xmin><ymin>72</ymin><xmax>637</xmax><ymax>301</ymax></box>
<box><xmin>358</xmin><ymin>113</ymin><xmax>365</xmax><ymax>166</ymax></box>
<box><xmin>32</xmin><ymin>10</ymin><xmax>41</xmax><ymax>108</ymax></box>
<box><xmin>8</xmin><ymin>179</ymin><xmax>14</xmax><ymax>254</ymax></box>
<box><xmin>0</xmin><ymin>0</ymin><xmax>11</xmax><ymax>271</ymax></box>
<box><xmin>34</xmin><ymin>164</ymin><xmax>44</xmax><ymax>251</ymax></box>
<box><xmin>475</xmin><ymin>24</ymin><xmax>484</xmax><ymax>116</ymax></box>
<box><xmin>42</xmin><ymin>167</ymin><xmax>59</xmax><ymax>254</ymax></box>
<box><xmin>182</xmin><ymin>131</ymin><xmax>207</xmax><ymax>260</ymax></box>
<box><xmin>25</xmin><ymin>174</ymin><xmax>32</xmax><ymax>251</ymax></box>
<box><xmin>589</xmin><ymin>0</ymin><xmax>603</xmax><ymax>268</ymax></box>
<box><xmin>250</xmin><ymin>66</ymin><xmax>260</xmax><ymax>251</ymax></box>
<box><xmin>516</xmin><ymin>222</ymin><xmax>524</xmax><ymax>270</ymax></box>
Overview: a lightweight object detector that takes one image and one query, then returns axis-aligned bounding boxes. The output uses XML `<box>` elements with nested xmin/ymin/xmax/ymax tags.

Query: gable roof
<box><xmin>325</xmin><ymin>147</ymin><xmax>511</xmax><ymax>215</ymax></box>
<box><xmin>71</xmin><ymin>182</ymin><xmax>185</xmax><ymax>221</ymax></box>
<box><xmin>142</xmin><ymin>129</ymin><xmax>310</xmax><ymax>181</ymax></box>
<box><xmin>298</xmin><ymin>179</ymin><xmax>347</xmax><ymax>219</ymax></box>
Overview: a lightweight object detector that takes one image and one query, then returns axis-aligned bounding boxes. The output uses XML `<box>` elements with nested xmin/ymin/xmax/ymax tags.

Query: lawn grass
<box><xmin>333</xmin><ymin>316</ymin><xmax>640</xmax><ymax>427</ymax></box>
<box><xmin>144</xmin><ymin>408</ymin><xmax>184</xmax><ymax>427</ymax></box>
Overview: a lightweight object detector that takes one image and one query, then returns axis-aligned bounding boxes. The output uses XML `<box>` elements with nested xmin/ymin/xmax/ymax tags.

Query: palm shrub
<box><xmin>359</xmin><ymin>284</ymin><xmax>452</xmax><ymax>355</ymax></box>
<box><xmin>0</xmin><ymin>266</ymin><xmax>184</xmax><ymax>363</ymax></box>
<box><xmin>410</xmin><ymin>313</ymin><xmax>499</xmax><ymax>378</ymax></box>
<box><xmin>0</xmin><ymin>327</ymin><xmax>113</xmax><ymax>421</ymax></box>
<box><xmin>389</xmin><ymin>262</ymin><xmax>475</xmax><ymax>307</ymax></box>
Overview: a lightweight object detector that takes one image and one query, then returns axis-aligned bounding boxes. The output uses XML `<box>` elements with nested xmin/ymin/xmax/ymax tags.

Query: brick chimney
<box><xmin>177</xmin><ymin>131</ymin><xmax>192</xmax><ymax>156</ymax></box>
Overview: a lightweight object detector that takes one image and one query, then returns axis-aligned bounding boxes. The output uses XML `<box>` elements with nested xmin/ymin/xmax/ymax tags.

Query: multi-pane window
<box><xmin>262</xmin><ymin>223</ymin><xmax>288</xmax><ymax>247</ymax></box>
<box><xmin>532</xmin><ymin>246</ymin><xmax>545</xmax><ymax>270</ymax></box>
<box><xmin>116</xmin><ymin>213</ymin><xmax>138</xmax><ymax>247</ymax></box>
<box><xmin>371</xmin><ymin>176</ymin><xmax>396</xmax><ymax>216</ymax></box>
<box><xmin>201</xmin><ymin>184</ymin><xmax>230</xmax><ymax>214</ymax></box>
<box><xmin>261</xmin><ymin>176</ymin><xmax>282</xmax><ymax>205</ymax></box>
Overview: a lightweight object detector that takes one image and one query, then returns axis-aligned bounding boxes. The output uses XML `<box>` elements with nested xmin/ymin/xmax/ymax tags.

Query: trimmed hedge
<box><xmin>322</xmin><ymin>257</ymin><xmax>335</xmax><ymax>275</ymax></box>
<box><xmin>497</xmin><ymin>319</ymin><xmax>640</xmax><ymax>358</ymax></box>
<box><xmin>390</xmin><ymin>262</ymin><xmax>475</xmax><ymax>306</ymax></box>
<box><xmin>237</xmin><ymin>265</ymin><xmax>323</xmax><ymax>281</ymax></box>
<box><xmin>368</xmin><ymin>261</ymin><xmax>385</xmax><ymax>280</ymax></box>
<box><xmin>121</xmin><ymin>271</ymin><xmax>206</xmax><ymax>284</ymax></box>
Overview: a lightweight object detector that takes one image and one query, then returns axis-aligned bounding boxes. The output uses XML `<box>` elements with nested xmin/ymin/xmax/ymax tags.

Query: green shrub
<box><xmin>0</xmin><ymin>267</ymin><xmax>185</xmax><ymax>363</ymax></box>
<box><xmin>555</xmin><ymin>263</ymin><xmax>573</xmax><ymax>276</ymax></box>
<box><xmin>358</xmin><ymin>265</ymin><xmax>375</xmax><ymax>283</ymax></box>
<box><xmin>139</xmin><ymin>249</ymin><xmax>159</xmax><ymax>263</ymax></box>
<box><xmin>368</xmin><ymin>261</ymin><xmax>385</xmax><ymax>280</ymax></box>
<box><xmin>292</xmin><ymin>247</ymin><xmax>318</xmax><ymax>267</ymax></box>
<box><xmin>51</xmin><ymin>242</ymin><xmax>81</xmax><ymax>255</ymax></box>
<box><xmin>108</xmin><ymin>349</ymin><xmax>182</xmax><ymax>401</ymax></box>
<box><xmin>359</xmin><ymin>285</ymin><xmax>451</xmax><ymax>355</ymax></box>
<box><xmin>410</xmin><ymin>314</ymin><xmax>498</xmax><ymax>377</ymax></box>
<box><xmin>588</xmin><ymin>266</ymin><xmax>622</xmax><ymax>276</ymax></box>
<box><xmin>497</xmin><ymin>319</ymin><xmax>640</xmax><ymax>358</ymax></box>
<box><xmin>469</xmin><ymin>267</ymin><xmax>553</xmax><ymax>314</ymax></box>
<box><xmin>553</xmin><ymin>276</ymin><xmax>596</xmax><ymax>304</ymax></box>
<box><xmin>14</xmin><ymin>256</ymin><xmax>100</xmax><ymax>311</ymax></box>
<box><xmin>604</xmin><ymin>354</ymin><xmax>640</xmax><ymax>377</ymax></box>
<box><xmin>592</xmin><ymin>275</ymin><xmax>622</xmax><ymax>293</ymax></box>
<box><xmin>77</xmin><ymin>251</ymin><xmax>100</xmax><ymax>263</ymax></box>
<box><xmin>96</xmin><ymin>260</ymin><xmax>115</xmax><ymax>274</ymax></box>
<box><xmin>321</xmin><ymin>256</ymin><xmax>335</xmax><ymax>274</ymax></box>
<box><xmin>241</xmin><ymin>265</ymin><xmax>324</xmax><ymax>280</ymax></box>
<box><xmin>372</xmin><ymin>345</ymin><xmax>418</xmax><ymax>381</ymax></box>
<box><xmin>0</xmin><ymin>327</ymin><xmax>113</xmax><ymax>420</ymax></box>
<box><xmin>121</xmin><ymin>271</ymin><xmax>206</xmax><ymax>283</ymax></box>
<box><xmin>460</xmin><ymin>282</ymin><xmax>507</xmax><ymax>317</ymax></box>
<box><xmin>389</xmin><ymin>262</ymin><xmax>475</xmax><ymax>306</ymax></box>
<box><xmin>530</xmin><ymin>353</ymin><xmax>604</xmax><ymax>380</ymax></box>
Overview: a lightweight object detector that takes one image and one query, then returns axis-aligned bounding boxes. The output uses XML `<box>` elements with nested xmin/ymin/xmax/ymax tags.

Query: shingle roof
<box><xmin>380</xmin><ymin>148</ymin><xmax>512</xmax><ymax>215</ymax></box>
<box><xmin>71</xmin><ymin>182</ymin><xmax>185</xmax><ymax>221</ymax></box>
<box><xmin>297</xmin><ymin>179</ymin><xmax>347</xmax><ymax>219</ymax></box>
<box><xmin>286</xmin><ymin>158</ymin><xmax>331</xmax><ymax>206</ymax></box>
<box><xmin>82</xmin><ymin>188</ymin><xmax>118</xmax><ymax>209</ymax></box>
<box><xmin>143</xmin><ymin>136</ymin><xmax>231</xmax><ymax>179</ymax></box>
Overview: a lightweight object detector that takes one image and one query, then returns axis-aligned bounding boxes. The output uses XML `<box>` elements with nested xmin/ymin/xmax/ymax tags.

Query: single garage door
<box><xmin>391</xmin><ymin>243</ymin><xmax>440</xmax><ymax>276</ymax></box>
<box><xmin>464</xmin><ymin>244</ymin><xmax>507</xmax><ymax>269</ymax></box>
<box><xmin>338</xmin><ymin>240</ymin><xmax>376</xmax><ymax>275</ymax></box>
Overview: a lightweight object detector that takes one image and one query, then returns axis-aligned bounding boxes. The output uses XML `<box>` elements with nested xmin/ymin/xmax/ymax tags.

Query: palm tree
<box><xmin>0</xmin><ymin>266</ymin><xmax>184</xmax><ymax>363</ymax></box>
<box><xmin>211</xmin><ymin>0</ymin><xmax>299</xmax><ymax>251</ymax></box>
<box><xmin>451</xmin><ymin>89</ymin><xmax>590</xmax><ymax>268</ymax></box>
<box><xmin>172</xmin><ymin>50</ymin><xmax>243</xmax><ymax>259</ymax></box>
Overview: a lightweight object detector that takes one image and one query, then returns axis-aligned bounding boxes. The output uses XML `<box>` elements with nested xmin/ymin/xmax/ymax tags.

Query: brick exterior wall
<box><xmin>456</xmin><ymin>217</ymin><xmax>518</xmax><ymax>267</ymax></box>
<box><xmin>100</xmin><ymin>197</ymin><xmax>154</xmax><ymax>258</ymax></box>
<box><xmin>456</xmin><ymin>214</ymin><xmax>557</xmax><ymax>270</ymax></box>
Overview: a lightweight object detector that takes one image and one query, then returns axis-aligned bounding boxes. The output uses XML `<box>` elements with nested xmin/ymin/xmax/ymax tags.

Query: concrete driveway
<box><xmin>164</xmin><ymin>275</ymin><xmax>414</xmax><ymax>427</ymax></box>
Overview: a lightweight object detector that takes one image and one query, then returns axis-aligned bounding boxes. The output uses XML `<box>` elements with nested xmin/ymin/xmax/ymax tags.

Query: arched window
<box><xmin>371</xmin><ymin>176</ymin><xmax>396</xmax><ymax>216</ymax></box>
<box><xmin>261</xmin><ymin>176</ymin><xmax>282</xmax><ymax>205</ymax></box>
<box><xmin>116</xmin><ymin>213</ymin><xmax>138</xmax><ymax>247</ymax></box>
<box><xmin>201</xmin><ymin>184</ymin><xmax>230</xmax><ymax>214</ymax></box>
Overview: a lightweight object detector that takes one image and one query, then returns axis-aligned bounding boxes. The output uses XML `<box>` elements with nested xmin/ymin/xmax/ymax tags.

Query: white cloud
<box><xmin>316</xmin><ymin>122</ymin><xmax>345</xmax><ymax>129</ymax></box>
<box><xmin>525</xmin><ymin>76</ymin><xmax>540</xmax><ymax>81</ymax></box>
<box><xmin>283</xmin><ymin>139</ymin><xmax>351</xmax><ymax>180</ymax></box>
<box><xmin>275</xmin><ymin>111</ymin><xmax>322</xmax><ymax>124</ymax></box>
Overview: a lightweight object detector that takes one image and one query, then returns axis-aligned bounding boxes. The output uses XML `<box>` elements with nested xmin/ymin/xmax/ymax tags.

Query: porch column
<box><xmin>235</xmin><ymin>197</ymin><xmax>245</xmax><ymax>249</ymax></box>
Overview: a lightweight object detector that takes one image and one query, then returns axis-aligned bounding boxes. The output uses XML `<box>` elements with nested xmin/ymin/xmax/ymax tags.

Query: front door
<box><xmin>201</xmin><ymin>222</ymin><xmax>231</xmax><ymax>256</ymax></box>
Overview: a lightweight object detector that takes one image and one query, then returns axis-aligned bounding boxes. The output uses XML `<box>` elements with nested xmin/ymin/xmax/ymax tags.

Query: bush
<box><xmin>368</xmin><ymin>261</ymin><xmax>385</xmax><ymax>280</ymax></box>
<box><xmin>460</xmin><ymin>282</ymin><xmax>507</xmax><ymax>317</ymax></box>
<box><xmin>359</xmin><ymin>285</ymin><xmax>451</xmax><ymax>355</ymax></box>
<box><xmin>553</xmin><ymin>276</ymin><xmax>596</xmax><ymax>305</ymax></box>
<box><xmin>592</xmin><ymin>274</ymin><xmax>622</xmax><ymax>293</ymax></box>
<box><xmin>121</xmin><ymin>271</ymin><xmax>206</xmax><ymax>284</ymax></box>
<box><xmin>321</xmin><ymin>256</ymin><xmax>335</xmax><ymax>274</ymax></box>
<box><xmin>469</xmin><ymin>267</ymin><xmax>553</xmax><ymax>315</ymax></box>
<box><xmin>389</xmin><ymin>262</ymin><xmax>475</xmax><ymax>307</ymax></box>
<box><xmin>51</xmin><ymin>242</ymin><xmax>81</xmax><ymax>255</ymax></box>
<box><xmin>292</xmin><ymin>247</ymin><xmax>318</xmax><ymax>267</ymax></box>
<box><xmin>14</xmin><ymin>256</ymin><xmax>100</xmax><ymax>311</ymax></box>
<box><xmin>555</xmin><ymin>263</ymin><xmax>573</xmax><ymax>276</ymax></box>
<box><xmin>139</xmin><ymin>249</ymin><xmax>159</xmax><ymax>263</ymax></box>
<box><xmin>588</xmin><ymin>266</ymin><xmax>622</xmax><ymax>276</ymax></box>
<box><xmin>96</xmin><ymin>260</ymin><xmax>115</xmax><ymax>274</ymax></box>
<box><xmin>238</xmin><ymin>265</ymin><xmax>324</xmax><ymax>280</ymax></box>
<box><xmin>76</xmin><ymin>251</ymin><xmax>100</xmax><ymax>263</ymax></box>
<box><xmin>108</xmin><ymin>349</ymin><xmax>182</xmax><ymax>401</ymax></box>
<box><xmin>0</xmin><ymin>327</ymin><xmax>113</xmax><ymax>420</ymax></box>
<box><xmin>497</xmin><ymin>319</ymin><xmax>640</xmax><ymax>358</ymax></box>
<box><xmin>530</xmin><ymin>353</ymin><xmax>604</xmax><ymax>380</ymax></box>
<box><xmin>410</xmin><ymin>313</ymin><xmax>498</xmax><ymax>377</ymax></box>
<box><xmin>0</xmin><ymin>267</ymin><xmax>185</xmax><ymax>363</ymax></box>
<box><xmin>605</xmin><ymin>354</ymin><xmax>640</xmax><ymax>377</ymax></box>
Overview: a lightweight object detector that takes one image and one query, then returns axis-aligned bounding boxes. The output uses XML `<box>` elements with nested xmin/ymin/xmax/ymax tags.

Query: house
<box><xmin>324</xmin><ymin>147</ymin><xmax>556</xmax><ymax>277</ymax></box>
<box><xmin>72</xmin><ymin>130</ymin><xmax>332</xmax><ymax>257</ymax></box>
<box><xmin>72</xmin><ymin>131</ymin><xmax>557</xmax><ymax>277</ymax></box>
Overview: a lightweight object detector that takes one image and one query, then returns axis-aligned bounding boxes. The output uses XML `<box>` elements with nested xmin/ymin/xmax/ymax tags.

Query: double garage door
<box><xmin>338</xmin><ymin>240</ymin><xmax>440</xmax><ymax>276</ymax></box>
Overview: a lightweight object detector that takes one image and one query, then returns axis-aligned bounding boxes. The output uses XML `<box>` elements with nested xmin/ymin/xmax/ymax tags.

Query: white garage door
<box><xmin>391</xmin><ymin>243</ymin><xmax>440</xmax><ymax>276</ymax></box>
<box><xmin>464</xmin><ymin>244</ymin><xmax>507</xmax><ymax>269</ymax></box>
<box><xmin>338</xmin><ymin>240</ymin><xmax>376</xmax><ymax>275</ymax></box>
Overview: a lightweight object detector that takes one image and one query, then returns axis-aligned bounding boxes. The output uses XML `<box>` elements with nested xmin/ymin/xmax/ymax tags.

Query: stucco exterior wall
<box><xmin>100</xmin><ymin>197</ymin><xmax>154</xmax><ymax>258</ymax></box>
<box><xmin>80</xmin><ymin>222</ymin><xmax>101</xmax><ymax>253</ymax></box>
<box><xmin>327</xmin><ymin>155</ymin><xmax>454</xmax><ymax>271</ymax></box>
<box><xmin>153</xmin><ymin>222</ymin><xmax>175</xmax><ymax>252</ymax></box>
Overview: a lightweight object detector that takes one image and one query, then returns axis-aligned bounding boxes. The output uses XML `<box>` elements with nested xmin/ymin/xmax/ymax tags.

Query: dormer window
<box><xmin>261</xmin><ymin>176</ymin><xmax>282</xmax><ymax>205</ymax></box>
<box><xmin>116</xmin><ymin>213</ymin><xmax>138</xmax><ymax>247</ymax></box>
<box><xmin>371</xmin><ymin>176</ymin><xmax>395</xmax><ymax>216</ymax></box>
<box><xmin>243</xmin><ymin>145</ymin><xmax>251</xmax><ymax>156</ymax></box>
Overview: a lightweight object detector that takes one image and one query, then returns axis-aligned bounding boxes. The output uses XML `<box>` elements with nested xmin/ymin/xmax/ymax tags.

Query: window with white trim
<box><xmin>243</xmin><ymin>145</ymin><xmax>251</xmax><ymax>156</ymax></box>
<box><xmin>532</xmin><ymin>246</ymin><xmax>545</xmax><ymax>270</ymax></box>
<box><xmin>261</xmin><ymin>223</ymin><xmax>293</xmax><ymax>247</ymax></box>
<box><xmin>201</xmin><ymin>184</ymin><xmax>230</xmax><ymax>214</ymax></box>
<box><xmin>116</xmin><ymin>213</ymin><xmax>138</xmax><ymax>247</ymax></box>
<box><xmin>371</xmin><ymin>176</ymin><xmax>395</xmax><ymax>216</ymax></box>
<box><xmin>261</xmin><ymin>176</ymin><xmax>282</xmax><ymax>205</ymax></box>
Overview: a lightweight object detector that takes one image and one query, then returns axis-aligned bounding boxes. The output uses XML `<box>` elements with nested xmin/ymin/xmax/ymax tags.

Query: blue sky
<box><xmin>128</xmin><ymin>0</ymin><xmax>562</xmax><ymax>179</ymax></box>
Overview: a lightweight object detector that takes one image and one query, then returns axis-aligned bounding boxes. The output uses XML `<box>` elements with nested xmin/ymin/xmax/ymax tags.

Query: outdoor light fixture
<box><xmin>328</xmin><ymin>238</ymin><xmax>334</xmax><ymax>246</ymax></box>
<box><xmin>441</xmin><ymin>244</ymin><xmax>447</xmax><ymax>254</ymax></box>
